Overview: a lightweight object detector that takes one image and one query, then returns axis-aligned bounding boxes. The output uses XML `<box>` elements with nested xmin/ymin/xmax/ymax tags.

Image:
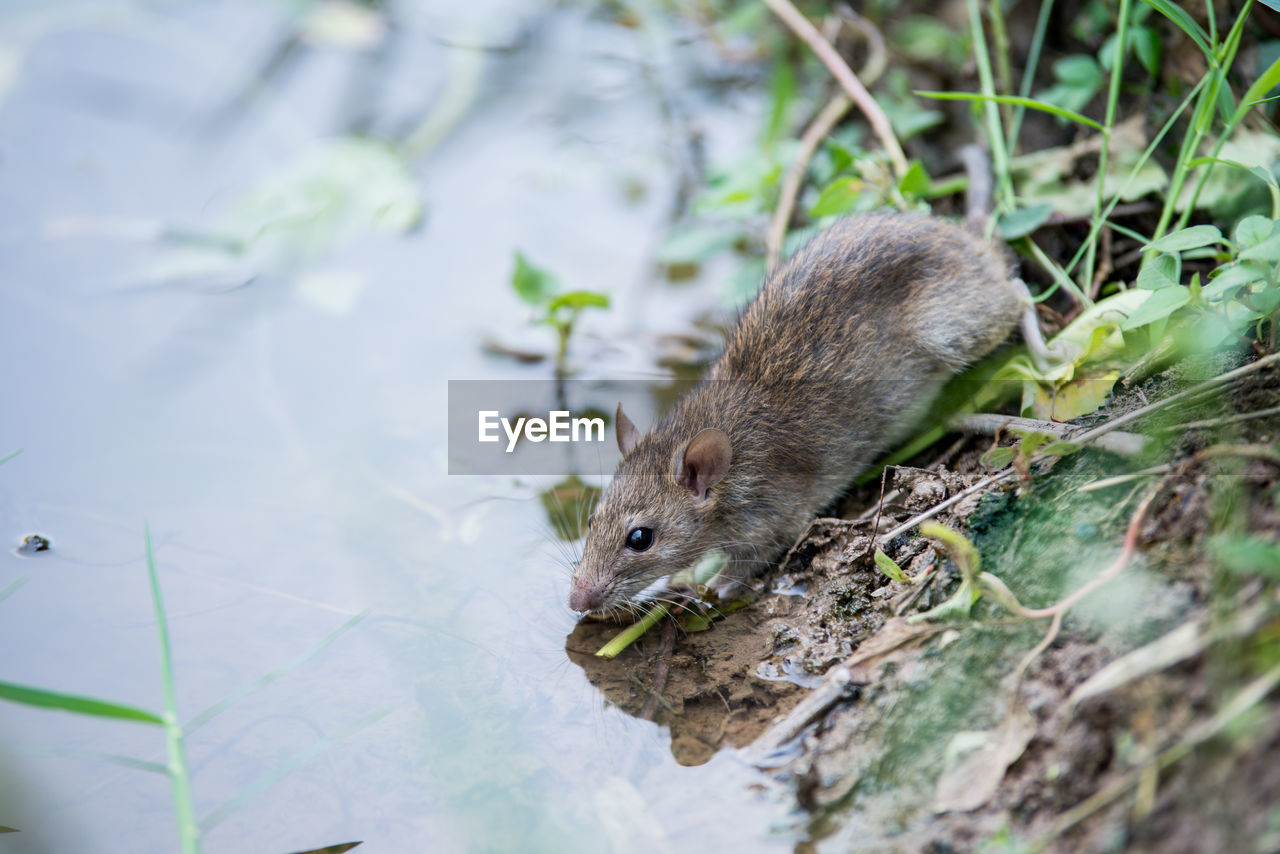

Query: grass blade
<box><xmin>1006</xmin><ymin>0</ymin><xmax>1055</xmax><ymax>153</ymax></box>
<box><xmin>1084</xmin><ymin>0</ymin><xmax>1130</xmax><ymax>295</ymax></box>
<box><xmin>0</xmin><ymin>449</ymin><xmax>21</xmax><ymax>466</ymax></box>
<box><xmin>0</xmin><ymin>681</ymin><xmax>163</xmax><ymax>725</ymax></box>
<box><xmin>1230</xmin><ymin>54</ymin><xmax>1280</xmax><ymax>126</ymax></box>
<box><xmin>917</xmin><ymin>91</ymin><xmax>1105</xmax><ymax>132</ymax></box>
<box><xmin>964</xmin><ymin>0</ymin><xmax>1014</xmax><ymax>211</ymax></box>
<box><xmin>144</xmin><ymin>525</ymin><xmax>200</xmax><ymax>854</ymax></box>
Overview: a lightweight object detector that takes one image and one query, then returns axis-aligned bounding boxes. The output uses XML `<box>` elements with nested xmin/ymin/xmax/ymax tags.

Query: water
<box><xmin>0</xmin><ymin>2</ymin><xmax>794</xmax><ymax>851</ymax></box>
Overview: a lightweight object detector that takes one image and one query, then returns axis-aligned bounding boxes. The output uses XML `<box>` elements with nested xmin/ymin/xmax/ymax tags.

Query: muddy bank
<box><xmin>568</xmin><ymin>351</ymin><xmax>1280</xmax><ymax>851</ymax></box>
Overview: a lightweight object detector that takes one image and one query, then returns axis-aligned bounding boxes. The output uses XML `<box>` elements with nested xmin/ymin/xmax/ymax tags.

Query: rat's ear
<box><xmin>677</xmin><ymin>428</ymin><xmax>732</xmax><ymax>502</ymax></box>
<box><xmin>616</xmin><ymin>403</ymin><xmax>640</xmax><ymax>455</ymax></box>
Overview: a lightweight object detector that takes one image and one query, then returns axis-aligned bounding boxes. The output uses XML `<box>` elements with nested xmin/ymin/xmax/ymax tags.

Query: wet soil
<box><xmin>567</xmin><ymin>351</ymin><xmax>1280</xmax><ymax>851</ymax></box>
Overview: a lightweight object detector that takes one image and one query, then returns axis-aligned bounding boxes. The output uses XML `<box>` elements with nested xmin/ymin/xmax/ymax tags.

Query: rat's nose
<box><xmin>569</xmin><ymin>578</ymin><xmax>605</xmax><ymax>613</ymax></box>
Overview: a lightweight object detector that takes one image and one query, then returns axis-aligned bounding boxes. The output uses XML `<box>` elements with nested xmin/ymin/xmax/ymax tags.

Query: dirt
<box><xmin>566</xmin><ymin>352</ymin><xmax>1280</xmax><ymax>851</ymax></box>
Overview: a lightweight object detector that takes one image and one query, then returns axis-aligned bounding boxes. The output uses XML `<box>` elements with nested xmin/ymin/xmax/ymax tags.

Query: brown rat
<box><xmin>568</xmin><ymin>212</ymin><xmax>1032</xmax><ymax>615</ymax></box>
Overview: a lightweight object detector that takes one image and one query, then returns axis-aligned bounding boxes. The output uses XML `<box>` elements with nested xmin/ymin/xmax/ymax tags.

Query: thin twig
<box><xmin>1076</xmin><ymin>464</ymin><xmax>1172</xmax><ymax>493</ymax></box>
<box><xmin>949</xmin><ymin>413</ymin><xmax>1148</xmax><ymax>457</ymax></box>
<box><xmin>762</xmin><ymin>0</ymin><xmax>908</xmax><ymax>178</ymax></box>
<box><xmin>1013</xmin><ymin>610</ymin><xmax>1063</xmax><ymax>689</ymax></box>
<box><xmin>1072</xmin><ymin>352</ymin><xmax>1280</xmax><ymax>446</ymax></box>
<box><xmin>870</xmin><ymin>465</ymin><xmax>891</xmax><ymax>539</ymax></box>
<box><xmin>1164</xmin><ymin>404</ymin><xmax>1280</xmax><ymax>431</ymax></box>
<box><xmin>768</xmin><ymin>94</ymin><xmax>851</xmax><ymax>271</ymax></box>
<box><xmin>765</xmin><ymin>8</ymin><xmax>887</xmax><ymax>271</ymax></box>
<box><xmin>877</xmin><ymin>469</ymin><xmax>1017</xmax><ymax>544</ymax></box>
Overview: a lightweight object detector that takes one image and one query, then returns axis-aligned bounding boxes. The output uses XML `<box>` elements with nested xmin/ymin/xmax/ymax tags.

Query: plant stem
<box><xmin>596</xmin><ymin>602</ymin><xmax>670</xmax><ymax>659</ymax></box>
<box><xmin>1174</xmin><ymin>2</ymin><xmax>1256</xmax><ymax>229</ymax></box>
<box><xmin>1062</xmin><ymin>74</ymin><xmax>1210</xmax><ymax>282</ymax></box>
<box><xmin>968</xmin><ymin>0</ymin><xmax>1014</xmax><ymax>211</ymax></box>
<box><xmin>1084</xmin><ymin>0</ymin><xmax>1129</xmax><ymax>293</ymax></box>
<box><xmin>986</xmin><ymin>0</ymin><xmax>1016</xmax><ymax>134</ymax></box>
<box><xmin>145</xmin><ymin>526</ymin><xmax>200</xmax><ymax>854</ymax></box>
<box><xmin>762</xmin><ymin>0</ymin><xmax>908</xmax><ymax>178</ymax></box>
<box><xmin>1006</xmin><ymin>0</ymin><xmax>1054</xmax><ymax>155</ymax></box>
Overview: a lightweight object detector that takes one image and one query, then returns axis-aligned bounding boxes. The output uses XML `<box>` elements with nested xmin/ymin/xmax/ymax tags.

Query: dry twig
<box><xmin>761</xmin><ymin>0</ymin><xmax>907</xmax><ymax>179</ymax></box>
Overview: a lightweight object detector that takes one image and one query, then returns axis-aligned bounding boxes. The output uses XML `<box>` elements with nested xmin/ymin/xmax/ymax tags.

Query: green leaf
<box><xmin>1016</xmin><ymin>430</ymin><xmax>1054</xmax><ymax>458</ymax></box>
<box><xmin>1241</xmin><ymin>233</ymin><xmax>1280</xmax><ymax>262</ymax></box>
<box><xmin>1146</xmin><ymin>224</ymin><xmax>1223</xmax><ymax>252</ymax></box>
<box><xmin>1120</xmin><ymin>286</ymin><xmax>1192</xmax><ymax>330</ymax></box>
<box><xmin>997</xmin><ymin>204</ymin><xmax>1054</xmax><ymax>240</ymax></box>
<box><xmin>889</xmin><ymin>16</ymin><xmax>969</xmax><ymax>68</ymax></box>
<box><xmin>1209</xmin><ymin>534</ymin><xmax>1280</xmax><ymax>578</ymax></box>
<box><xmin>1040</xmin><ymin>440</ymin><xmax>1081</xmax><ymax>456</ymax></box>
<box><xmin>1055</xmin><ymin>54</ymin><xmax>1103</xmax><ymax>86</ymax></box>
<box><xmin>897</xmin><ymin>160</ymin><xmax>931</xmax><ymax>198</ymax></box>
<box><xmin>874</xmin><ymin>549</ymin><xmax>908</xmax><ymax>582</ymax></box>
<box><xmin>1204</xmin><ymin>262</ymin><xmax>1268</xmax><ymax>299</ymax></box>
<box><xmin>684</xmin><ymin>613</ymin><xmax>715</xmax><ymax>632</ymax></box>
<box><xmin>1037</xmin><ymin>55</ymin><xmax>1104</xmax><ymax>114</ymax></box>
<box><xmin>915</xmin><ymin>91</ymin><xmax>1104</xmax><ymax>131</ymax></box>
<box><xmin>511</xmin><ymin>251</ymin><xmax>558</xmax><ymax>306</ymax></box>
<box><xmin>981</xmin><ymin>446</ymin><xmax>1018</xmax><ymax>469</ymax></box>
<box><xmin>1234</xmin><ymin>215</ymin><xmax>1276</xmax><ymax>248</ymax></box>
<box><xmin>1132</xmin><ymin>26</ymin><xmax>1163</xmax><ymax>77</ymax></box>
<box><xmin>0</xmin><ymin>681</ymin><xmax>164</xmax><ymax>725</ymax></box>
<box><xmin>908</xmin><ymin>578</ymin><xmax>978</xmax><ymax>623</ymax></box>
<box><xmin>809</xmin><ymin>177</ymin><xmax>864</xmax><ymax>218</ymax></box>
<box><xmin>1139</xmin><ymin>0</ymin><xmax>1212</xmax><ymax>62</ymax></box>
<box><xmin>547</xmin><ymin>290</ymin><xmax>609</xmax><ymax>312</ymax></box>
<box><xmin>1136</xmin><ymin>252</ymin><xmax>1180</xmax><ymax>289</ymax></box>
<box><xmin>1232</xmin><ymin>53</ymin><xmax>1280</xmax><ymax>124</ymax></box>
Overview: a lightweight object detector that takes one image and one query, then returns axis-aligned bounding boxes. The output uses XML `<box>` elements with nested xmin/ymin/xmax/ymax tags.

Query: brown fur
<box><xmin>569</xmin><ymin>213</ymin><xmax>1022</xmax><ymax>613</ymax></box>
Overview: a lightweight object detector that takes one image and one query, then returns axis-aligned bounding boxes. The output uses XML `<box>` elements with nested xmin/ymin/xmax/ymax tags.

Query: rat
<box><xmin>568</xmin><ymin>210</ymin><xmax>1054</xmax><ymax>616</ymax></box>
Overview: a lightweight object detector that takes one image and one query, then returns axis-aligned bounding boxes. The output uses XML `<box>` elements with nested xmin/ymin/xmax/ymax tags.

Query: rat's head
<box><xmin>568</xmin><ymin>403</ymin><xmax>732</xmax><ymax>615</ymax></box>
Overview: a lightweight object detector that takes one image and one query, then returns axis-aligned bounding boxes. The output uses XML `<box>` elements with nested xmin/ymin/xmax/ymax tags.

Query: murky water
<box><xmin>0</xmin><ymin>2</ymin><xmax>795</xmax><ymax>851</ymax></box>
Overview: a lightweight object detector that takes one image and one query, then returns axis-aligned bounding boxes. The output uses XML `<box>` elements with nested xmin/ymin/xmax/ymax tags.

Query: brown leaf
<box><xmin>932</xmin><ymin>711</ymin><xmax>1036</xmax><ymax>814</ymax></box>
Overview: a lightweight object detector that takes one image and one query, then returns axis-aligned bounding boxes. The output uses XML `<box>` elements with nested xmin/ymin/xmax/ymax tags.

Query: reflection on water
<box><xmin>0</xmin><ymin>1</ymin><xmax>791</xmax><ymax>851</ymax></box>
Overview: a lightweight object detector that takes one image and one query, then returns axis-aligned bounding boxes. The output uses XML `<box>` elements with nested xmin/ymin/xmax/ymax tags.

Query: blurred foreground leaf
<box><xmin>0</xmin><ymin>681</ymin><xmax>163</xmax><ymax>725</ymax></box>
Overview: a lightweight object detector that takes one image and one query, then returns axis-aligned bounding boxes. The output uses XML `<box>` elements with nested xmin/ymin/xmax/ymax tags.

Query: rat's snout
<box><xmin>569</xmin><ymin>573</ymin><xmax>607</xmax><ymax>613</ymax></box>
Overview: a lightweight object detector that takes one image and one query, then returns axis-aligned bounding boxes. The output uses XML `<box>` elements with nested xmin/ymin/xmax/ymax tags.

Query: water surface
<box><xmin>0</xmin><ymin>2</ymin><xmax>793</xmax><ymax>851</ymax></box>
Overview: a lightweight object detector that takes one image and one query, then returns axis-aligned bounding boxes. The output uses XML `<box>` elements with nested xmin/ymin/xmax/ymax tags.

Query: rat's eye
<box><xmin>625</xmin><ymin>527</ymin><xmax>654</xmax><ymax>552</ymax></box>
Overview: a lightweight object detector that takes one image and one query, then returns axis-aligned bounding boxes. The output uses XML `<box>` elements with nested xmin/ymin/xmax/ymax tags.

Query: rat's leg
<box><xmin>1013</xmin><ymin>278</ymin><xmax>1078</xmax><ymax>372</ymax></box>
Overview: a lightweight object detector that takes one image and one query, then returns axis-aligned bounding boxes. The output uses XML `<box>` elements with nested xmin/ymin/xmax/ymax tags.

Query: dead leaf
<box><xmin>1032</xmin><ymin>371</ymin><xmax>1120</xmax><ymax>421</ymax></box>
<box><xmin>843</xmin><ymin>617</ymin><xmax>942</xmax><ymax>684</ymax></box>
<box><xmin>932</xmin><ymin>710</ymin><xmax>1036</xmax><ymax>813</ymax></box>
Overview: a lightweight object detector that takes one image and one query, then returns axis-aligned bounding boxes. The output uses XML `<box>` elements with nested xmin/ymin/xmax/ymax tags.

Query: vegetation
<box><xmin>572</xmin><ymin>0</ymin><xmax>1280</xmax><ymax>848</ymax></box>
